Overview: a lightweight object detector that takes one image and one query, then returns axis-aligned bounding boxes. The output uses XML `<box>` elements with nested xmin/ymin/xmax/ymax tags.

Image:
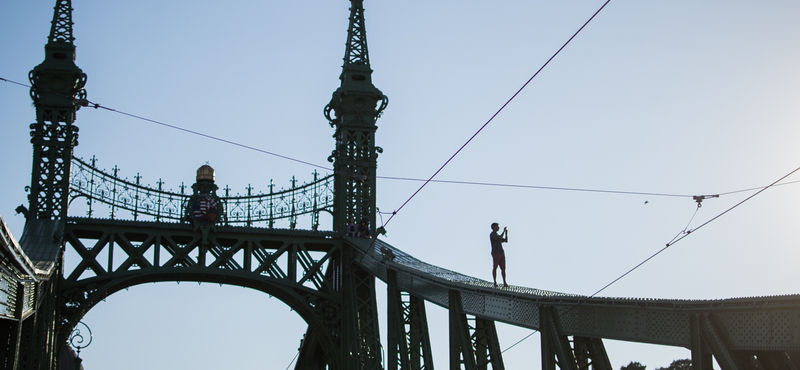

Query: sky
<box><xmin>2</xmin><ymin>1</ymin><xmax>800</xmax><ymax>369</ymax></box>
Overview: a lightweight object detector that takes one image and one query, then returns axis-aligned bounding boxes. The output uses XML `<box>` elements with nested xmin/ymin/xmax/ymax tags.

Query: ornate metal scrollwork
<box><xmin>68</xmin><ymin>321</ymin><xmax>93</xmax><ymax>356</ymax></box>
<box><xmin>69</xmin><ymin>157</ymin><xmax>334</xmax><ymax>229</ymax></box>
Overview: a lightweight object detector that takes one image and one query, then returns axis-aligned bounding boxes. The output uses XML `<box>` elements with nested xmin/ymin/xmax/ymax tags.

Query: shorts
<box><xmin>492</xmin><ymin>253</ymin><xmax>506</xmax><ymax>270</ymax></box>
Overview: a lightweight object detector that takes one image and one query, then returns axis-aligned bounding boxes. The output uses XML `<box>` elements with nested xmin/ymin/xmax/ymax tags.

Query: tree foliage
<box><xmin>621</xmin><ymin>361</ymin><xmax>646</xmax><ymax>370</ymax></box>
<box><xmin>622</xmin><ymin>358</ymin><xmax>692</xmax><ymax>370</ymax></box>
<box><xmin>655</xmin><ymin>359</ymin><xmax>692</xmax><ymax>370</ymax></box>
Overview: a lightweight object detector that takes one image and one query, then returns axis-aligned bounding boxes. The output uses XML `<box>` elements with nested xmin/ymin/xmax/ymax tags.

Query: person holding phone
<box><xmin>489</xmin><ymin>223</ymin><xmax>509</xmax><ymax>288</ymax></box>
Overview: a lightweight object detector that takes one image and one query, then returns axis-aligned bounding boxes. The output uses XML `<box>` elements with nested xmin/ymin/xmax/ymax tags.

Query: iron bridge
<box><xmin>0</xmin><ymin>1</ymin><xmax>798</xmax><ymax>370</ymax></box>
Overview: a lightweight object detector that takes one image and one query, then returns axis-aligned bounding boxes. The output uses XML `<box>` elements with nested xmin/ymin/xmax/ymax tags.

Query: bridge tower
<box><xmin>323</xmin><ymin>1</ymin><xmax>388</xmax><ymax>369</ymax></box>
<box><xmin>325</xmin><ymin>0</ymin><xmax>388</xmax><ymax>238</ymax></box>
<box><xmin>9</xmin><ymin>1</ymin><xmax>388</xmax><ymax>370</ymax></box>
<box><xmin>26</xmin><ymin>0</ymin><xmax>87</xmax><ymax>222</ymax></box>
<box><xmin>14</xmin><ymin>0</ymin><xmax>87</xmax><ymax>368</ymax></box>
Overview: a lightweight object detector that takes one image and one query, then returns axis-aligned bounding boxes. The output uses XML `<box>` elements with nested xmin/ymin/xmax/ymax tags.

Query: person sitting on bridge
<box><xmin>357</xmin><ymin>219</ymin><xmax>371</xmax><ymax>238</ymax></box>
<box><xmin>346</xmin><ymin>217</ymin><xmax>357</xmax><ymax>237</ymax></box>
<box><xmin>490</xmin><ymin>223</ymin><xmax>509</xmax><ymax>288</ymax></box>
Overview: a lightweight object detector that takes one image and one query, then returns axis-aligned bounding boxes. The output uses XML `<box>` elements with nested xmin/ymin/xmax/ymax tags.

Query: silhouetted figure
<box><xmin>490</xmin><ymin>223</ymin><xmax>508</xmax><ymax>287</ymax></box>
<box><xmin>346</xmin><ymin>217</ymin><xmax>357</xmax><ymax>237</ymax></box>
<box><xmin>357</xmin><ymin>219</ymin><xmax>371</xmax><ymax>238</ymax></box>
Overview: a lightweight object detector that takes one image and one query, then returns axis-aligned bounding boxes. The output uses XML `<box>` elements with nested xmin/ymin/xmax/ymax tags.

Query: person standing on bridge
<box><xmin>490</xmin><ymin>223</ymin><xmax>509</xmax><ymax>288</ymax></box>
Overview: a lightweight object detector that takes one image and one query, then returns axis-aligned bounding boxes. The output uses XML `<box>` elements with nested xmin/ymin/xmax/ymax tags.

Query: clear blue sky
<box><xmin>2</xmin><ymin>1</ymin><xmax>799</xmax><ymax>369</ymax></box>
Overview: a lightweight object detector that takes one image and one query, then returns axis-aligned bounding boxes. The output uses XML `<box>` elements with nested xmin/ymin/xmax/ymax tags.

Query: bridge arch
<box><xmin>57</xmin><ymin>218</ymin><xmax>346</xmax><ymax>367</ymax></box>
<box><xmin>72</xmin><ymin>282</ymin><xmax>313</xmax><ymax>368</ymax></box>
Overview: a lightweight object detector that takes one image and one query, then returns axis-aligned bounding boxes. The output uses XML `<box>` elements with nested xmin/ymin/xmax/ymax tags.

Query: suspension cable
<box><xmin>502</xmin><ymin>164</ymin><xmax>800</xmax><ymax>353</ymax></box>
<box><xmin>4</xmin><ymin>76</ymin><xmax>799</xmax><ymax>202</ymax></box>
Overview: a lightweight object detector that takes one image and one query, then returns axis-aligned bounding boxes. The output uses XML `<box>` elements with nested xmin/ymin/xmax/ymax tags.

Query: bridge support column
<box><xmin>573</xmin><ymin>336</ymin><xmax>613</xmax><ymax>370</ymax></box>
<box><xmin>696</xmin><ymin>313</ymin><xmax>741</xmax><ymax>370</ymax></box>
<box><xmin>297</xmin><ymin>323</ymin><xmax>335</xmax><ymax>370</ymax></box>
<box><xmin>387</xmin><ymin>269</ymin><xmax>433</xmax><ymax>370</ymax></box>
<box><xmin>691</xmin><ymin>314</ymin><xmax>715</xmax><ymax>370</ymax></box>
<box><xmin>693</xmin><ymin>312</ymin><xmax>799</xmax><ymax>370</ymax></box>
<box><xmin>448</xmin><ymin>290</ymin><xmax>505</xmax><ymax>370</ymax></box>
<box><xmin>0</xmin><ymin>282</ymin><xmax>28</xmax><ymax>370</ymax></box>
<box><xmin>540</xmin><ymin>306</ymin><xmax>612</xmax><ymax>370</ymax></box>
<box><xmin>540</xmin><ymin>305</ymin><xmax>578</xmax><ymax>370</ymax></box>
<box><xmin>342</xmin><ymin>257</ymin><xmax>382</xmax><ymax>370</ymax></box>
<box><xmin>18</xmin><ymin>275</ymin><xmax>61</xmax><ymax>370</ymax></box>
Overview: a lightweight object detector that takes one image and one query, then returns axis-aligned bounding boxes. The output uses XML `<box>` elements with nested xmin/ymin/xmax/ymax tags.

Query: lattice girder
<box><xmin>572</xmin><ymin>336</ymin><xmax>613</xmax><ymax>370</ymax></box>
<box><xmin>58</xmin><ymin>219</ymin><xmax>346</xmax><ymax>343</ymax></box>
<box><xmin>387</xmin><ymin>269</ymin><xmax>435</xmax><ymax>370</ymax></box>
<box><xmin>368</xmin><ymin>240</ymin><xmax>800</xmax><ymax>350</ymax></box>
<box><xmin>448</xmin><ymin>290</ymin><xmax>505</xmax><ymax>370</ymax></box>
<box><xmin>341</xmin><ymin>257</ymin><xmax>382</xmax><ymax>370</ymax></box>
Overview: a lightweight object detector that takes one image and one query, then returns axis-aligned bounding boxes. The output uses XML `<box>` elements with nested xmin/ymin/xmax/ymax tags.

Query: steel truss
<box><xmin>449</xmin><ymin>290</ymin><xmax>505</xmax><ymax>370</ymax></box>
<box><xmin>540</xmin><ymin>305</ymin><xmax>613</xmax><ymax>370</ymax></box>
<box><xmin>9</xmin><ymin>0</ymin><xmax>800</xmax><ymax>369</ymax></box>
<box><xmin>387</xmin><ymin>269</ymin><xmax>434</xmax><ymax>370</ymax></box>
<box><xmin>58</xmin><ymin>218</ymin><xmax>339</xmax><ymax>336</ymax></box>
<box><xmin>690</xmin><ymin>313</ymin><xmax>800</xmax><ymax>370</ymax></box>
<box><xmin>27</xmin><ymin>218</ymin><xmax>385</xmax><ymax>370</ymax></box>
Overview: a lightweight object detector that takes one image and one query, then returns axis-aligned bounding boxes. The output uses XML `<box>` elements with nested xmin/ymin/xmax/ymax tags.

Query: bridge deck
<box><xmin>349</xmin><ymin>237</ymin><xmax>800</xmax><ymax>351</ymax></box>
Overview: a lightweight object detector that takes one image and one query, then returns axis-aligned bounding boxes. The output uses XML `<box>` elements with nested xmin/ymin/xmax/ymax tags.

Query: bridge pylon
<box><xmin>13</xmin><ymin>0</ymin><xmax>87</xmax><ymax>368</ymax></box>
<box><xmin>325</xmin><ymin>0</ymin><xmax>388</xmax><ymax>239</ymax></box>
<box><xmin>9</xmin><ymin>0</ymin><xmax>392</xmax><ymax>369</ymax></box>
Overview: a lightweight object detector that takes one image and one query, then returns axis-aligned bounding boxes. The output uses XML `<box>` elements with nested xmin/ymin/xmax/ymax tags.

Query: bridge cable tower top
<box><xmin>325</xmin><ymin>0</ymin><xmax>388</xmax><ymax>237</ymax></box>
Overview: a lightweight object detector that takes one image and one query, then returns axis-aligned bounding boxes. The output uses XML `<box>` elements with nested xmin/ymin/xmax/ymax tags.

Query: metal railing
<box><xmin>69</xmin><ymin>156</ymin><xmax>334</xmax><ymax>229</ymax></box>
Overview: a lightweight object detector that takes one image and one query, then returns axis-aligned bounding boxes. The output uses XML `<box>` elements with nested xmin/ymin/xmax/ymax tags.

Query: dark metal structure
<box><xmin>1</xmin><ymin>1</ymin><xmax>798</xmax><ymax>370</ymax></box>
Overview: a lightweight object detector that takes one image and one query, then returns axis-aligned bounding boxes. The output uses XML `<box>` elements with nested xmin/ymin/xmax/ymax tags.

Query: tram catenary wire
<box><xmin>3</xmin><ymin>76</ymin><xmax>799</xmax><ymax>201</ymax></box>
<box><xmin>502</xmin><ymin>163</ymin><xmax>800</xmax><ymax>354</ymax></box>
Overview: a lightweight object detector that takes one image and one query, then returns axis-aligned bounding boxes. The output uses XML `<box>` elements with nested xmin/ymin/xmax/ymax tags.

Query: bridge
<box><xmin>0</xmin><ymin>1</ymin><xmax>799</xmax><ymax>370</ymax></box>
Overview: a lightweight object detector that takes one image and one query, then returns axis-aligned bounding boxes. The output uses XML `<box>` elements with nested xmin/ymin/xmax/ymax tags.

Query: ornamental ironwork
<box><xmin>68</xmin><ymin>156</ymin><xmax>334</xmax><ymax>229</ymax></box>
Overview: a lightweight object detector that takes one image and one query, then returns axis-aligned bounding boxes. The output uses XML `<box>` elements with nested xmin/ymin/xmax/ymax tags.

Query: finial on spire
<box><xmin>343</xmin><ymin>0</ymin><xmax>370</xmax><ymax>69</ymax></box>
<box><xmin>325</xmin><ymin>0</ymin><xmax>387</xmax><ymax>127</ymax></box>
<box><xmin>48</xmin><ymin>0</ymin><xmax>77</xmax><ymax>44</ymax></box>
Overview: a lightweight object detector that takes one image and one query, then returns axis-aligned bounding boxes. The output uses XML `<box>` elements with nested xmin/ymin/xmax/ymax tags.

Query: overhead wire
<box><xmin>665</xmin><ymin>202</ymin><xmax>703</xmax><ymax>246</ymax></box>
<box><xmin>81</xmin><ymin>100</ymin><xmax>333</xmax><ymax>171</ymax></box>
<box><xmin>284</xmin><ymin>351</ymin><xmax>300</xmax><ymax>370</ymax></box>
<box><xmin>502</xmin><ymin>164</ymin><xmax>800</xmax><ymax>353</ymax></box>
<box><xmin>373</xmin><ymin>0</ymin><xmax>614</xmax><ymax>234</ymax></box>
<box><xmin>3</xmin><ymin>76</ymin><xmax>798</xmax><ymax>202</ymax></box>
<box><xmin>3</xmin><ymin>0</ymin><xmax>800</xmax><ymax>360</ymax></box>
<box><xmin>4</xmin><ymin>0</ymin><xmax>800</xmax><ymax>363</ymax></box>
<box><xmin>0</xmin><ymin>77</ymin><xmax>331</xmax><ymax>170</ymax></box>
<box><xmin>377</xmin><ymin>176</ymin><xmax>693</xmax><ymax>198</ymax></box>
<box><xmin>0</xmin><ymin>77</ymin><xmax>29</xmax><ymax>88</ymax></box>
<box><xmin>354</xmin><ymin>0</ymin><xmax>615</xmax><ymax>266</ymax></box>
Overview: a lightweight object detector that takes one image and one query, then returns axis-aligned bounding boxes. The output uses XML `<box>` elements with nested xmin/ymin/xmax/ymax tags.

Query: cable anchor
<box><xmin>692</xmin><ymin>194</ymin><xmax>719</xmax><ymax>208</ymax></box>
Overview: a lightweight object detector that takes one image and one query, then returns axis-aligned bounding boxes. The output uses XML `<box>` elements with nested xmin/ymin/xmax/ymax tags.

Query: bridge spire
<box><xmin>325</xmin><ymin>0</ymin><xmax>388</xmax><ymax>237</ymax></box>
<box><xmin>14</xmin><ymin>1</ymin><xmax>88</xmax><ymax>368</ymax></box>
<box><xmin>26</xmin><ymin>0</ymin><xmax>87</xmax><ymax>221</ymax></box>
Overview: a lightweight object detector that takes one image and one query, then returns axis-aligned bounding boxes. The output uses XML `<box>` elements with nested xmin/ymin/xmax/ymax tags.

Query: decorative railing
<box><xmin>69</xmin><ymin>157</ymin><xmax>334</xmax><ymax>229</ymax></box>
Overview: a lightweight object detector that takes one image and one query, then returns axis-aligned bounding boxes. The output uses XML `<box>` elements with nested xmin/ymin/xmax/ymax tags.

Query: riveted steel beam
<box><xmin>541</xmin><ymin>305</ymin><xmax>578</xmax><ymax>370</ymax></box>
<box><xmin>573</xmin><ymin>336</ymin><xmax>613</xmax><ymax>370</ymax></box>
<box><xmin>698</xmin><ymin>313</ymin><xmax>740</xmax><ymax>370</ymax></box>
<box><xmin>341</xmin><ymin>251</ymin><xmax>382</xmax><ymax>370</ymax></box>
<box><xmin>449</xmin><ymin>290</ymin><xmax>505</xmax><ymax>370</ymax></box>
<box><xmin>388</xmin><ymin>269</ymin><xmax>434</xmax><ymax>370</ymax></box>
